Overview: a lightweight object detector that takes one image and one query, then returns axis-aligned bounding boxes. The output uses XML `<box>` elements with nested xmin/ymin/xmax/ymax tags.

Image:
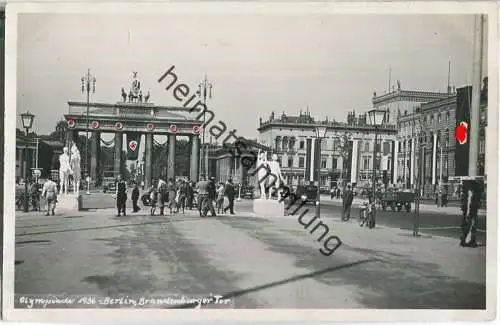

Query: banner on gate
<box><xmin>126</xmin><ymin>132</ymin><xmax>142</xmax><ymax>160</ymax></box>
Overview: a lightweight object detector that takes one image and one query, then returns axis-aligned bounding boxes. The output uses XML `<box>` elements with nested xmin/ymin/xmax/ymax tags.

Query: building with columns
<box><xmin>257</xmin><ymin>110</ymin><xmax>397</xmax><ymax>190</ymax></box>
<box><xmin>394</xmin><ymin>79</ymin><xmax>488</xmax><ymax>197</ymax></box>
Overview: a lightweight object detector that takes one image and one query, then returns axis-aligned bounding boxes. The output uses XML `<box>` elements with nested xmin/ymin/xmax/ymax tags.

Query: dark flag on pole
<box><xmin>305</xmin><ymin>138</ymin><xmax>321</xmax><ymax>183</ymax></box>
<box><xmin>126</xmin><ymin>132</ymin><xmax>141</xmax><ymax>160</ymax></box>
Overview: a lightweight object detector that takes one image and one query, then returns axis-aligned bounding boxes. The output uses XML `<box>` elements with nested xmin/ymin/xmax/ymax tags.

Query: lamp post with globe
<box><xmin>367</xmin><ymin>108</ymin><xmax>387</xmax><ymax>229</ymax></box>
<box><xmin>20</xmin><ymin>110</ymin><xmax>35</xmax><ymax>212</ymax></box>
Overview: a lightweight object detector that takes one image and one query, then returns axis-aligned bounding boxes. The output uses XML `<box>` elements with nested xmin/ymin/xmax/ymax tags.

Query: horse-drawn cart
<box><xmin>380</xmin><ymin>191</ymin><xmax>414</xmax><ymax>212</ymax></box>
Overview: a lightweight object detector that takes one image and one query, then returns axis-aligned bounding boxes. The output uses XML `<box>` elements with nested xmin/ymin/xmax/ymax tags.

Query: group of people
<box><xmin>114</xmin><ymin>174</ymin><xmax>238</xmax><ymax>218</ymax></box>
<box><xmin>146</xmin><ymin>177</ymin><xmax>193</xmax><ymax>216</ymax></box>
<box><xmin>196</xmin><ymin>176</ymin><xmax>236</xmax><ymax>217</ymax></box>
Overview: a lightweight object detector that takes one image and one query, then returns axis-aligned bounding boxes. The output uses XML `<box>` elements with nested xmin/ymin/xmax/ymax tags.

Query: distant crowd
<box><xmin>115</xmin><ymin>174</ymin><xmax>237</xmax><ymax>218</ymax></box>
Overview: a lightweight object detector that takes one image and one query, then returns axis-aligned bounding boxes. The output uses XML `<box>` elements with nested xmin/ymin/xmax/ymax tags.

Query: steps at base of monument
<box><xmin>253</xmin><ymin>199</ymin><xmax>285</xmax><ymax>217</ymax></box>
<box><xmin>78</xmin><ymin>193</ymin><xmax>116</xmax><ymax>210</ymax></box>
<box><xmin>56</xmin><ymin>195</ymin><xmax>79</xmax><ymax>211</ymax></box>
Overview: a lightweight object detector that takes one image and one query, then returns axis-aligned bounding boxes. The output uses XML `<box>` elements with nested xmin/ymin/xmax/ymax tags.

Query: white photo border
<box><xmin>2</xmin><ymin>1</ymin><xmax>498</xmax><ymax>323</ymax></box>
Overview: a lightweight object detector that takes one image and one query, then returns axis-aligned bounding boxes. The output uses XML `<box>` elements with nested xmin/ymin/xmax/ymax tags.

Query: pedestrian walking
<box><xmin>177</xmin><ymin>180</ymin><xmax>187</xmax><ymax>214</ymax></box>
<box><xmin>167</xmin><ymin>178</ymin><xmax>177</xmax><ymax>214</ymax></box>
<box><xmin>30</xmin><ymin>181</ymin><xmax>40</xmax><ymax>211</ymax></box>
<box><xmin>207</xmin><ymin>177</ymin><xmax>217</xmax><ymax>216</ymax></box>
<box><xmin>41</xmin><ymin>177</ymin><xmax>58</xmax><ymax>216</ymax></box>
<box><xmin>342</xmin><ymin>184</ymin><xmax>354</xmax><ymax>221</ymax></box>
<box><xmin>131</xmin><ymin>182</ymin><xmax>140</xmax><ymax>213</ymax></box>
<box><xmin>149</xmin><ymin>186</ymin><xmax>158</xmax><ymax>216</ymax></box>
<box><xmin>157</xmin><ymin>176</ymin><xmax>167</xmax><ymax>216</ymax></box>
<box><xmin>115</xmin><ymin>175</ymin><xmax>127</xmax><ymax>217</ymax></box>
<box><xmin>223</xmin><ymin>177</ymin><xmax>236</xmax><ymax>215</ymax></box>
<box><xmin>216</xmin><ymin>182</ymin><xmax>225</xmax><ymax>214</ymax></box>
<box><xmin>186</xmin><ymin>181</ymin><xmax>194</xmax><ymax>210</ymax></box>
<box><xmin>197</xmin><ymin>175</ymin><xmax>210</xmax><ymax>217</ymax></box>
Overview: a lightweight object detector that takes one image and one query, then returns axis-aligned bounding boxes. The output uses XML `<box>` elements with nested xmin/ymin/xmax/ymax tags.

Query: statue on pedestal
<box><xmin>121</xmin><ymin>88</ymin><xmax>127</xmax><ymax>102</ymax></box>
<box><xmin>59</xmin><ymin>147</ymin><xmax>72</xmax><ymax>195</ymax></box>
<box><xmin>268</xmin><ymin>153</ymin><xmax>284</xmax><ymax>198</ymax></box>
<box><xmin>70</xmin><ymin>143</ymin><xmax>81</xmax><ymax>196</ymax></box>
<box><xmin>257</xmin><ymin>150</ymin><xmax>269</xmax><ymax>199</ymax></box>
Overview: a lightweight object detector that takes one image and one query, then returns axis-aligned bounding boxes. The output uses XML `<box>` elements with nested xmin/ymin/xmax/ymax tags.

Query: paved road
<box><xmin>14</xmin><ymin>196</ymin><xmax>486</xmax><ymax>310</ymax></box>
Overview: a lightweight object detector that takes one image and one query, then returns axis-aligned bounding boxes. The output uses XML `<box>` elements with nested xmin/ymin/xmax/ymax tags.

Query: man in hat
<box><xmin>197</xmin><ymin>175</ymin><xmax>210</xmax><ymax>217</ymax></box>
<box><xmin>342</xmin><ymin>184</ymin><xmax>354</xmax><ymax>221</ymax></box>
<box><xmin>115</xmin><ymin>174</ymin><xmax>128</xmax><ymax>217</ymax></box>
<box><xmin>207</xmin><ymin>176</ymin><xmax>217</xmax><ymax>216</ymax></box>
<box><xmin>223</xmin><ymin>177</ymin><xmax>236</xmax><ymax>215</ymax></box>
<box><xmin>41</xmin><ymin>175</ymin><xmax>58</xmax><ymax>216</ymax></box>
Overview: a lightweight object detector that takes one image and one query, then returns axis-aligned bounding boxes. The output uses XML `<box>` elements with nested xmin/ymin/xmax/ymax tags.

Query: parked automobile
<box><xmin>103</xmin><ymin>182</ymin><xmax>116</xmax><ymax>193</ymax></box>
<box><xmin>294</xmin><ymin>184</ymin><xmax>319</xmax><ymax>205</ymax></box>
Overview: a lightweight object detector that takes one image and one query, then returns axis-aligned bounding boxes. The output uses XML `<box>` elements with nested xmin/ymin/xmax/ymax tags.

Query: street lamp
<box><xmin>20</xmin><ymin>110</ymin><xmax>35</xmax><ymax>212</ymax></box>
<box><xmin>314</xmin><ymin>125</ymin><xmax>328</xmax><ymax>220</ymax></box>
<box><xmin>367</xmin><ymin>108</ymin><xmax>387</xmax><ymax>229</ymax></box>
<box><xmin>197</xmin><ymin>74</ymin><xmax>213</xmax><ymax>180</ymax></box>
<box><xmin>81</xmin><ymin>69</ymin><xmax>96</xmax><ymax>194</ymax></box>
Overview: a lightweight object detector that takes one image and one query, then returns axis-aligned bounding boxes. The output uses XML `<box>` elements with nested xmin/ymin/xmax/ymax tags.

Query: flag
<box><xmin>305</xmin><ymin>138</ymin><xmax>321</xmax><ymax>183</ymax></box>
<box><xmin>126</xmin><ymin>132</ymin><xmax>141</xmax><ymax>160</ymax></box>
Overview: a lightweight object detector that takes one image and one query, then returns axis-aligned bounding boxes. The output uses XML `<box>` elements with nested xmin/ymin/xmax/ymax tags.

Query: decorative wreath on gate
<box><xmin>146</xmin><ymin>123</ymin><xmax>156</xmax><ymax>131</ymax></box>
<box><xmin>169</xmin><ymin>124</ymin><xmax>179</xmax><ymax>134</ymax></box>
<box><xmin>67</xmin><ymin>119</ymin><xmax>76</xmax><ymax>128</ymax></box>
<box><xmin>90</xmin><ymin>120</ymin><xmax>100</xmax><ymax>129</ymax></box>
<box><xmin>192</xmin><ymin>125</ymin><xmax>201</xmax><ymax>134</ymax></box>
<box><xmin>115</xmin><ymin>122</ymin><xmax>124</xmax><ymax>131</ymax></box>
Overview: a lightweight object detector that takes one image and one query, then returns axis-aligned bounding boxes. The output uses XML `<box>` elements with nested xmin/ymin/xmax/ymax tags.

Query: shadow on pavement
<box><xmin>218</xmin><ymin>217</ymin><xmax>486</xmax><ymax>309</ymax></box>
<box><xmin>169</xmin><ymin>259</ymin><xmax>376</xmax><ymax>309</ymax></box>
<box><xmin>81</xmin><ymin>217</ymin><xmax>260</xmax><ymax>308</ymax></box>
<box><xmin>16</xmin><ymin>240</ymin><xmax>52</xmax><ymax>245</ymax></box>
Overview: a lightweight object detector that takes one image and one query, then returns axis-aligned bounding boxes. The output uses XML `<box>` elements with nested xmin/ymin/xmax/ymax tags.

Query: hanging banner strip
<box><xmin>126</xmin><ymin>132</ymin><xmax>142</xmax><ymax>160</ymax></box>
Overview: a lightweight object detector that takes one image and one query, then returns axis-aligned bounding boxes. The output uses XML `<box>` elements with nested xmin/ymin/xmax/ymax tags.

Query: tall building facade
<box><xmin>257</xmin><ymin>110</ymin><xmax>397</xmax><ymax>189</ymax></box>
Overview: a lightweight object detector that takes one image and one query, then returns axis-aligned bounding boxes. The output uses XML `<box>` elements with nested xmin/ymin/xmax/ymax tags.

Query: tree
<box><xmin>49</xmin><ymin>120</ymin><xmax>68</xmax><ymax>143</ymax></box>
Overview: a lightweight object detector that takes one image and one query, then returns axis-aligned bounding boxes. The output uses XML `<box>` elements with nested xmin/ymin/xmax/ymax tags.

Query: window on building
<box><xmin>287</xmin><ymin>158</ymin><xmax>293</xmax><ymax>168</ymax></box>
<box><xmin>321</xmin><ymin>158</ymin><xmax>327</xmax><ymax>169</ymax></box>
<box><xmin>282</xmin><ymin>139</ymin><xmax>288</xmax><ymax>151</ymax></box>
<box><xmin>299</xmin><ymin>156</ymin><xmax>305</xmax><ymax>168</ymax></box>
<box><xmin>437</xmin><ymin>113</ymin><xmax>441</xmax><ymax>123</ymax></box>
<box><xmin>480</xmin><ymin>139</ymin><xmax>486</xmax><ymax>154</ymax></box>
<box><xmin>398</xmin><ymin>142</ymin><xmax>402</xmax><ymax>153</ymax></box>
<box><xmin>332</xmin><ymin>157</ymin><xmax>338</xmax><ymax>169</ymax></box>
<box><xmin>299</xmin><ymin>140</ymin><xmax>305</xmax><ymax>149</ymax></box>
<box><xmin>364</xmin><ymin>142</ymin><xmax>369</xmax><ymax>152</ymax></box>
<box><xmin>444</xmin><ymin>129</ymin><xmax>450</xmax><ymax>147</ymax></box>
<box><xmin>363</xmin><ymin>158</ymin><xmax>370</xmax><ymax>170</ymax></box>
<box><xmin>446</xmin><ymin>111</ymin><xmax>450</xmax><ymax>121</ymax></box>
<box><xmin>321</xmin><ymin>139</ymin><xmax>327</xmax><ymax>151</ymax></box>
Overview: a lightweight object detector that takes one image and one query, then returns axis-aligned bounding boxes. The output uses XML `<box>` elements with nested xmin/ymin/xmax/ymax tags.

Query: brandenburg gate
<box><xmin>63</xmin><ymin>73</ymin><xmax>203</xmax><ymax>188</ymax></box>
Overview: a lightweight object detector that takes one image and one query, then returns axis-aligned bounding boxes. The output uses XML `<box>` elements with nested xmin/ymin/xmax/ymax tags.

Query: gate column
<box><xmin>91</xmin><ymin>131</ymin><xmax>101</xmax><ymax>184</ymax></box>
<box><xmin>145</xmin><ymin>133</ymin><xmax>153</xmax><ymax>188</ymax></box>
<box><xmin>167</xmin><ymin>134</ymin><xmax>176</xmax><ymax>180</ymax></box>
<box><xmin>189</xmin><ymin>135</ymin><xmax>199</xmax><ymax>182</ymax></box>
<box><xmin>114</xmin><ymin>132</ymin><xmax>123</xmax><ymax>178</ymax></box>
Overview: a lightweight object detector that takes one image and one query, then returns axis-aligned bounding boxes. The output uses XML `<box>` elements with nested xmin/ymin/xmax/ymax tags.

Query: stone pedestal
<box><xmin>253</xmin><ymin>199</ymin><xmax>284</xmax><ymax>217</ymax></box>
<box><xmin>57</xmin><ymin>195</ymin><xmax>79</xmax><ymax>211</ymax></box>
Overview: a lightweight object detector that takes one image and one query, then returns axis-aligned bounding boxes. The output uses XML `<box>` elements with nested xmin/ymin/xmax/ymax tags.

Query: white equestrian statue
<box><xmin>70</xmin><ymin>143</ymin><xmax>81</xmax><ymax>196</ymax></box>
<box><xmin>59</xmin><ymin>147</ymin><xmax>72</xmax><ymax>195</ymax></box>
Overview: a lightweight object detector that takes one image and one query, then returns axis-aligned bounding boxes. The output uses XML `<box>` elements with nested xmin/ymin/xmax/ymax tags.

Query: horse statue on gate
<box><xmin>59</xmin><ymin>147</ymin><xmax>72</xmax><ymax>196</ymax></box>
<box><xmin>70</xmin><ymin>143</ymin><xmax>81</xmax><ymax>197</ymax></box>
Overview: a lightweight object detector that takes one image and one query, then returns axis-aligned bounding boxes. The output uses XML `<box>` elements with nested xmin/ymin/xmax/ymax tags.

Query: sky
<box><xmin>16</xmin><ymin>13</ymin><xmax>478</xmax><ymax>141</ymax></box>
